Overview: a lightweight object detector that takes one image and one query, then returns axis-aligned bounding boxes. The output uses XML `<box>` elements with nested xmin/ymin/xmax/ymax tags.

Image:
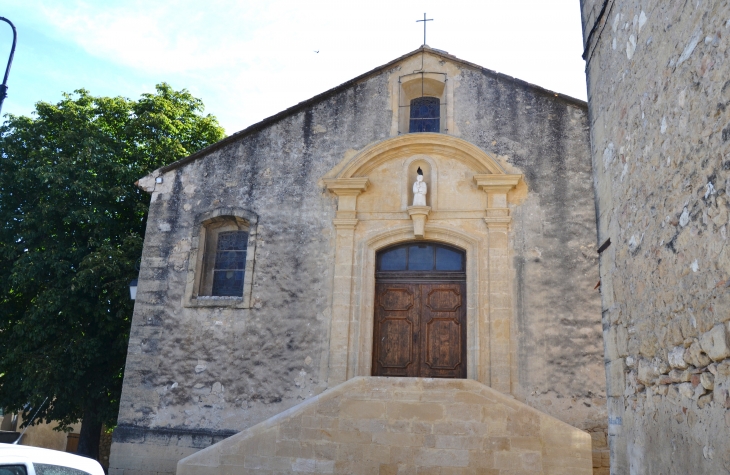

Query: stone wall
<box><xmin>110</xmin><ymin>49</ymin><xmax>604</xmax><ymax>474</ymax></box>
<box><xmin>581</xmin><ymin>0</ymin><xmax>730</xmax><ymax>472</ymax></box>
<box><xmin>177</xmin><ymin>377</ymin><xmax>593</xmax><ymax>475</ymax></box>
<box><xmin>454</xmin><ymin>67</ymin><xmax>605</xmax><ymax>431</ymax></box>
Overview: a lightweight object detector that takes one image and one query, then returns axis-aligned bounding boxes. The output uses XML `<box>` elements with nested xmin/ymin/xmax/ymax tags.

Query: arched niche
<box><xmin>398</xmin><ymin>74</ymin><xmax>447</xmax><ymax>134</ymax></box>
<box><xmin>403</xmin><ymin>155</ymin><xmax>436</xmax><ymax>209</ymax></box>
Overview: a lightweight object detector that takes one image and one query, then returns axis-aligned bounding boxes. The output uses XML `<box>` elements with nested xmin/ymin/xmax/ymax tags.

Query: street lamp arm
<box><xmin>0</xmin><ymin>16</ymin><xmax>18</xmax><ymax>117</ymax></box>
<box><xmin>0</xmin><ymin>17</ymin><xmax>16</xmax><ymax>85</ymax></box>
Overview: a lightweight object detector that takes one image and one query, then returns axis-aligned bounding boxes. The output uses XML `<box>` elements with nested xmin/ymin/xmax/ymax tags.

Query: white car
<box><xmin>0</xmin><ymin>444</ymin><xmax>104</xmax><ymax>475</ymax></box>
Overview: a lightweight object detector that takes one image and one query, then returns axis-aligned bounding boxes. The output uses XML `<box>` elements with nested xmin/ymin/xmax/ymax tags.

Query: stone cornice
<box><xmin>333</xmin><ymin>218</ymin><xmax>359</xmax><ymax>229</ymax></box>
<box><xmin>323</xmin><ymin>178</ymin><xmax>370</xmax><ymax>196</ymax></box>
<box><xmin>484</xmin><ymin>216</ymin><xmax>512</xmax><ymax>228</ymax></box>
<box><xmin>473</xmin><ymin>174</ymin><xmax>522</xmax><ymax>193</ymax></box>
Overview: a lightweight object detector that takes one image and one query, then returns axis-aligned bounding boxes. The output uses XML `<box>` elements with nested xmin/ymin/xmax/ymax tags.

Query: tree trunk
<box><xmin>76</xmin><ymin>407</ymin><xmax>102</xmax><ymax>461</ymax></box>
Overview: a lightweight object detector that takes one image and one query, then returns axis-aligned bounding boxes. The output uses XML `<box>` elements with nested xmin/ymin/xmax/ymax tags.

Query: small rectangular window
<box><xmin>409</xmin><ymin>97</ymin><xmax>440</xmax><ymax>133</ymax></box>
<box><xmin>379</xmin><ymin>247</ymin><xmax>407</xmax><ymax>271</ymax></box>
<box><xmin>408</xmin><ymin>244</ymin><xmax>435</xmax><ymax>270</ymax></box>
<box><xmin>435</xmin><ymin>246</ymin><xmax>463</xmax><ymax>271</ymax></box>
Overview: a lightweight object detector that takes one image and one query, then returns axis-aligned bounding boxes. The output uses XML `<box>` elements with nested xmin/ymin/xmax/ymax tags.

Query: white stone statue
<box><xmin>412</xmin><ymin>168</ymin><xmax>427</xmax><ymax>206</ymax></box>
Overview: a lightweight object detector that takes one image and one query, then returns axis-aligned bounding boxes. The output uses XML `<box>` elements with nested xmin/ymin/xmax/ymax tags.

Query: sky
<box><xmin>0</xmin><ymin>0</ymin><xmax>587</xmax><ymax>136</ymax></box>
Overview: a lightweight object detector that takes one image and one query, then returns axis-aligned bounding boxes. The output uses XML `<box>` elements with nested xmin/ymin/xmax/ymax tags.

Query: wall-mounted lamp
<box><xmin>129</xmin><ymin>279</ymin><xmax>138</xmax><ymax>300</ymax></box>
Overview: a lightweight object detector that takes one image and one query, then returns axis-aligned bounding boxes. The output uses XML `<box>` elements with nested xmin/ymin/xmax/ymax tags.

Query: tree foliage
<box><xmin>0</xmin><ymin>84</ymin><xmax>225</xmax><ymax>456</ymax></box>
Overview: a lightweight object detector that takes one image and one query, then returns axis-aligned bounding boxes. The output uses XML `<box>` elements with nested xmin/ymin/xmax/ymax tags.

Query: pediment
<box><xmin>323</xmin><ymin>134</ymin><xmax>522</xmax><ymax>215</ymax></box>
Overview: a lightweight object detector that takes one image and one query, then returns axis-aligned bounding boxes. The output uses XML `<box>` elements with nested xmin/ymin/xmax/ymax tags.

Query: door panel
<box><xmin>420</xmin><ymin>283</ymin><xmax>466</xmax><ymax>378</ymax></box>
<box><xmin>373</xmin><ymin>284</ymin><xmax>419</xmax><ymax>377</ymax></box>
<box><xmin>373</xmin><ymin>282</ymin><xmax>466</xmax><ymax>378</ymax></box>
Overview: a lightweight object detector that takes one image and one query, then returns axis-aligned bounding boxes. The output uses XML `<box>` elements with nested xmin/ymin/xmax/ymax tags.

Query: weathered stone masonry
<box><xmin>581</xmin><ymin>0</ymin><xmax>730</xmax><ymax>473</ymax></box>
<box><xmin>110</xmin><ymin>48</ymin><xmax>606</xmax><ymax>474</ymax></box>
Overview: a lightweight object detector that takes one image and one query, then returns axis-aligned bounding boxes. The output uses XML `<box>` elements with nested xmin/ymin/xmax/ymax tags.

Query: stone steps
<box><xmin>177</xmin><ymin>377</ymin><xmax>592</xmax><ymax>474</ymax></box>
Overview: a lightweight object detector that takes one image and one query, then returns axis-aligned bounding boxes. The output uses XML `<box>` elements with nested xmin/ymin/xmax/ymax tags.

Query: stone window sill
<box><xmin>185</xmin><ymin>295</ymin><xmax>248</xmax><ymax>308</ymax></box>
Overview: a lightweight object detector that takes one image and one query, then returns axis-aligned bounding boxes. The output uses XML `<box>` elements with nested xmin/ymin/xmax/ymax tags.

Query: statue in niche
<box><xmin>412</xmin><ymin>167</ymin><xmax>427</xmax><ymax>206</ymax></box>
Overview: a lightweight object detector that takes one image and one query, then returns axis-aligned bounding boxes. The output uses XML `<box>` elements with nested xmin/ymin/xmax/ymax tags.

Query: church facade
<box><xmin>109</xmin><ymin>47</ymin><xmax>607</xmax><ymax>474</ymax></box>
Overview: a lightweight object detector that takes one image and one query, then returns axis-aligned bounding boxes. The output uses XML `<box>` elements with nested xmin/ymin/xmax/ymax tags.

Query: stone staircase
<box><xmin>177</xmin><ymin>377</ymin><xmax>592</xmax><ymax>475</ymax></box>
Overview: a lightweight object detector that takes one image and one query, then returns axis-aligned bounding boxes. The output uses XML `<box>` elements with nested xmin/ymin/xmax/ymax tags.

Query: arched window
<box><xmin>409</xmin><ymin>97</ymin><xmax>440</xmax><ymax>133</ymax></box>
<box><xmin>184</xmin><ymin>208</ymin><xmax>258</xmax><ymax>308</ymax></box>
<box><xmin>209</xmin><ymin>230</ymin><xmax>248</xmax><ymax>296</ymax></box>
<box><xmin>198</xmin><ymin>220</ymin><xmax>250</xmax><ymax>298</ymax></box>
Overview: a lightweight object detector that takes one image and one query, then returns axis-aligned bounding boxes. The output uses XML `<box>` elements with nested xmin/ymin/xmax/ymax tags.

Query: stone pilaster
<box><xmin>474</xmin><ymin>174</ymin><xmax>520</xmax><ymax>393</ymax></box>
<box><xmin>324</xmin><ymin>178</ymin><xmax>369</xmax><ymax>386</ymax></box>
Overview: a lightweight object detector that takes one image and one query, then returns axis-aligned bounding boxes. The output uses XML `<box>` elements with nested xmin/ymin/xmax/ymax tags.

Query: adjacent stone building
<box><xmin>581</xmin><ymin>0</ymin><xmax>730</xmax><ymax>473</ymax></box>
<box><xmin>109</xmin><ymin>47</ymin><xmax>606</xmax><ymax>474</ymax></box>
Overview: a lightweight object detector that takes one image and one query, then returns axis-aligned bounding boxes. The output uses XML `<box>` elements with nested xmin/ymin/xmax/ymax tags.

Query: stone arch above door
<box><xmin>326</xmin><ymin>133</ymin><xmax>509</xmax><ymax>179</ymax></box>
<box><xmin>322</xmin><ymin>133</ymin><xmax>524</xmax><ymax>226</ymax></box>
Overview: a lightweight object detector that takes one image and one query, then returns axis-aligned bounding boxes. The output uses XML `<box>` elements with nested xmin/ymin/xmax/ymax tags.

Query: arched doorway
<box><xmin>372</xmin><ymin>242</ymin><xmax>466</xmax><ymax>378</ymax></box>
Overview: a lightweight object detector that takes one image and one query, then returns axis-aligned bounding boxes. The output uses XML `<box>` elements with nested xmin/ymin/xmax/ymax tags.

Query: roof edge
<box><xmin>156</xmin><ymin>46</ymin><xmax>587</xmax><ymax>176</ymax></box>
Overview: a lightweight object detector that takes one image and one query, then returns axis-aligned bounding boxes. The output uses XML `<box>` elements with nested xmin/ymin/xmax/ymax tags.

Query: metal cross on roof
<box><xmin>416</xmin><ymin>13</ymin><xmax>433</xmax><ymax>46</ymax></box>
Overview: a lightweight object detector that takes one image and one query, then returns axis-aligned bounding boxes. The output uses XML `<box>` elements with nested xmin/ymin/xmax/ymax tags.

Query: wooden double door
<box><xmin>372</xmin><ymin>281</ymin><xmax>466</xmax><ymax>378</ymax></box>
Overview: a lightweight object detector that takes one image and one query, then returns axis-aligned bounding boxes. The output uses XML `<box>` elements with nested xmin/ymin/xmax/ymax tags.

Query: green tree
<box><xmin>0</xmin><ymin>84</ymin><xmax>225</xmax><ymax>459</ymax></box>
